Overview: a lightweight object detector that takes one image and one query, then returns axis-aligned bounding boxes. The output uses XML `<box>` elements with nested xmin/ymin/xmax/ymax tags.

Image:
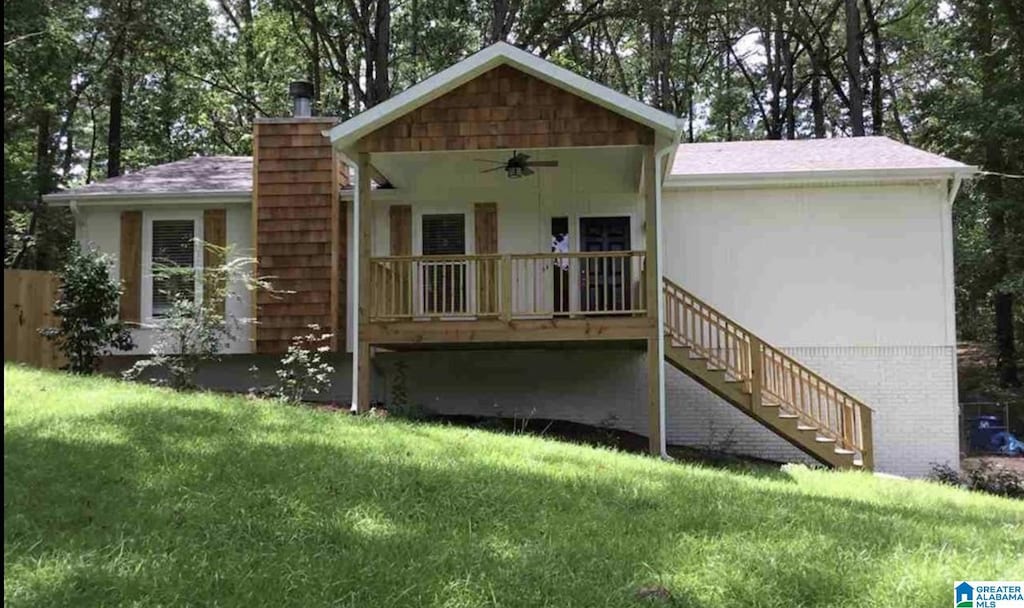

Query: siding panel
<box><xmin>360</xmin><ymin>65</ymin><xmax>654</xmax><ymax>153</ymax></box>
<box><xmin>254</xmin><ymin>117</ymin><xmax>344</xmax><ymax>354</ymax></box>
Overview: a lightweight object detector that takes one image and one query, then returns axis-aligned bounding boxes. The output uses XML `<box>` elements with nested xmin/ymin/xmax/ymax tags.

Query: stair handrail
<box><xmin>662</xmin><ymin>277</ymin><xmax>874</xmax><ymax>468</ymax></box>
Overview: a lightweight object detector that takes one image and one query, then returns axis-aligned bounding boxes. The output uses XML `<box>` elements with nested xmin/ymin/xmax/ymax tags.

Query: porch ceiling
<box><xmin>369</xmin><ymin>146</ymin><xmax>645</xmax><ymax>194</ymax></box>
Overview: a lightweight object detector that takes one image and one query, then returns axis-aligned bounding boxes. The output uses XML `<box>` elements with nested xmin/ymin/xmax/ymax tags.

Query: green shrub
<box><xmin>125</xmin><ymin>244</ymin><xmax>267</xmax><ymax>390</ymax></box>
<box><xmin>271</xmin><ymin>326</ymin><xmax>335</xmax><ymax>402</ymax></box>
<box><xmin>39</xmin><ymin>244</ymin><xmax>134</xmax><ymax>373</ymax></box>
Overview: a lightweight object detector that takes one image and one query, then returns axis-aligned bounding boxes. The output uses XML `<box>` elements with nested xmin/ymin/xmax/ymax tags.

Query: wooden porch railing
<box><xmin>369</xmin><ymin>251</ymin><xmax>647</xmax><ymax>321</ymax></box>
<box><xmin>663</xmin><ymin>277</ymin><xmax>874</xmax><ymax>467</ymax></box>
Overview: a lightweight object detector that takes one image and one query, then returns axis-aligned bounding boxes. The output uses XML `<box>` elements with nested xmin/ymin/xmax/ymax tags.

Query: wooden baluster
<box><xmin>500</xmin><ymin>255</ymin><xmax>511</xmax><ymax>321</ymax></box>
<box><xmin>406</xmin><ymin>260</ymin><xmax>412</xmax><ymax>316</ymax></box>
<box><xmin>750</xmin><ymin>336</ymin><xmax>762</xmax><ymax>410</ymax></box>
<box><xmin>584</xmin><ymin>257</ymin><xmax>590</xmax><ymax>313</ymax></box>
<box><xmin>842</xmin><ymin>397</ymin><xmax>854</xmax><ymax>449</ymax></box>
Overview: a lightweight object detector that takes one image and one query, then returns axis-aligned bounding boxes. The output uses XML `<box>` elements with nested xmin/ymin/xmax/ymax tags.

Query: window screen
<box><xmin>151</xmin><ymin>219</ymin><xmax>196</xmax><ymax>316</ymax></box>
<box><xmin>422</xmin><ymin>214</ymin><xmax>465</xmax><ymax>255</ymax></box>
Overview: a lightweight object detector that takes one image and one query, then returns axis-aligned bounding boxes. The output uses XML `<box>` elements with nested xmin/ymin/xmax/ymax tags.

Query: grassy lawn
<box><xmin>4</xmin><ymin>365</ymin><xmax>1022</xmax><ymax>607</ymax></box>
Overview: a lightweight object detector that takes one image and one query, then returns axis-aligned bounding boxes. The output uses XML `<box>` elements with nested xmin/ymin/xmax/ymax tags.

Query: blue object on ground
<box><xmin>994</xmin><ymin>431</ymin><xmax>1024</xmax><ymax>456</ymax></box>
<box><xmin>968</xmin><ymin>415</ymin><xmax>1007</xmax><ymax>453</ymax></box>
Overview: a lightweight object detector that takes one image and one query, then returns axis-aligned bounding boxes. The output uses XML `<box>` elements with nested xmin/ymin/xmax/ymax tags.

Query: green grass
<box><xmin>4</xmin><ymin>365</ymin><xmax>1022</xmax><ymax>607</ymax></box>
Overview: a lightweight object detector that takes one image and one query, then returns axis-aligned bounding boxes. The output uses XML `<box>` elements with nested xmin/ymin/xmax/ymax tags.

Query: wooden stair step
<box><xmin>661</xmin><ymin>280</ymin><xmax>873</xmax><ymax>471</ymax></box>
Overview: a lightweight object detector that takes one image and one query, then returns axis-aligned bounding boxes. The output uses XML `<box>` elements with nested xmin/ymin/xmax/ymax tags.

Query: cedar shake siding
<box><xmin>253</xmin><ymin>118</ymin><xmax>346</xmax><ymax>354</ymax></box>
<box><xmin>359</xmin><ymin>65</ymin><xmax>655</xmax><ymax>153</ymax></box>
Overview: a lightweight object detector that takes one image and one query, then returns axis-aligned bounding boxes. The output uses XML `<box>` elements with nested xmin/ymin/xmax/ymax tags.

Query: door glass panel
<box><xmin>579</xmin><ymin>217</ymin><xmax>631</xmax><ymax>313</ymax></box>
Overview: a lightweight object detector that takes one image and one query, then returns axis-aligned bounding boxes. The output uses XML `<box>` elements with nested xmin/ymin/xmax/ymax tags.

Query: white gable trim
<box><xmin>327</xmin><ymin>42</ymin><xmax>681</xmax><ymax>148</ymax></box>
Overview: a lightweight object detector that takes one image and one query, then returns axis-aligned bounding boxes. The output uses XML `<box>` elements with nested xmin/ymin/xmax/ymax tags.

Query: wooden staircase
<box><xmin>662</xmin><ymin>278</ymin><xmax>874</xmax><ymax>470</ymax></box>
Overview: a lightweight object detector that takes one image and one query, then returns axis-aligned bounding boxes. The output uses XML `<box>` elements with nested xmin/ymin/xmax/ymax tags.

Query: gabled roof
<box><xmin>44</xmin><ymin>156</ymin><xmax>253</xmax><ymax>202</ymax></box>
<box><xmin>669</xmin><ymin>137</ymin><xmax>976</xmax><ymax>186</ymax></box>
<box><xmin>327</xmin><ymin>42</ymin><xmax>682</xmax><ymax>149</ymax></box>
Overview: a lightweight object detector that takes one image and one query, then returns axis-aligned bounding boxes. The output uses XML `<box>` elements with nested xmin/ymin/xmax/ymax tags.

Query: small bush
<box><xmin>930</xmin><ymin>460</ymin><xmax>1024</xmax><ymax>498</ymax></box>
<box><xmin>271</xmin><ymin>326</ymin><xmax>334</xmax><ymax>403</ymax></box>
<box><xmin>125</xmin><ymin>244</ymin><xmax>267</xmax><ymax>390</ymax></box>
<box><xmin>40</xmin><ymin>244</ymin><xmax>134</xmax><ymax>373</ymax></box>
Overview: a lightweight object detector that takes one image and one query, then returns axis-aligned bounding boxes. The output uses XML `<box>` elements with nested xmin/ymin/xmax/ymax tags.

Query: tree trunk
<box><xmin>59</xmin><ymin>95</ymin><xmax>79</xmax><ymax>182</ymax></box>
<box><xmin>767</xmin><ymin>18</ymin><xmax>783</xmax><ymax>139</ymax></box>
<box><xmin>371</xmin><ymin>0</ymin><xmax>391</xmax><ymax>106</ymax></box>
<box><xmin>86</xmin><ymin>105</ymin><xmax>98</xmax><ymax>184</ymax></box>
<box><xmin>688</xmin><ymin>88</ymin><xmax>695</xmax><ymax>143</ymax></box>
<box><xmin>782</xmin><ymin>30</ymin><xmax>796</xmax><ymax>138</ymax></box>
<box><xmin>239</xmin><ymin>0</ymin><xmax>259</xmax><ymax>122</ymax></box>
<box><xmin>863</xmin><ymin>0</ymin><xmax>884</xmax><ymax>133</ymax></box>
<box><xmin>811</xmin><ymin>56</ymin><xmax>826</xmax><ymax>137</ymax></box>
<box><xmin>11</xmin><ymin>111</ymin><xmax>54</xmax><ymax>269</ymax></box>
<box><xmin>845</xmin><ymin>0</ymin><xmax>865</xmax><ymax>135</ymax></box>
<box><xmin>106</xmin><ymin>59</ymin><xmax>124</xmax><ymax>178</ymax></box>
<box><xmin>306</xmin><ymin>0</ymin><xmax>322</xmax><ymax>106</ymax></box>
<box><xmin>648</xmin><ymin>5</ymin><xmax>672</xmax><ymax>112</ymax></box>
<box><xmin>490</xmin><ymin>0</ymin><xmax>512</xmax><ymax>44</ymax></box>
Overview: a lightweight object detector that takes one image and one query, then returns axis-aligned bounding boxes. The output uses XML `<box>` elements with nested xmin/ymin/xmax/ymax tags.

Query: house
<box><xmin>44</xmin><ymin>42</ymin><xmax>976</xmax><ymax>477</ymax></box>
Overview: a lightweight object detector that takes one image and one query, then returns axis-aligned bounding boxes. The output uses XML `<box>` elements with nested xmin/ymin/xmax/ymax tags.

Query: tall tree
<box><xmin>845</xmin><ymin>0</ymin><xmax>865</xmax><ymax>135</ymax></box>
<box><xmin>973</xmin><ymin>0</ymin><xmax>1019</xmax><ymax>386</ymax></box>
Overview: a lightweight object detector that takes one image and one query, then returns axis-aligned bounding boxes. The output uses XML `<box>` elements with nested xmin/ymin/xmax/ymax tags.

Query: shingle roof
<box><xmin>45</xmin><ymin>137</ymin><xmax>972</xmax><ymax>202</ymax></box>
<box><xmin>671</xmin><ymin>136</ymin><xmax>973</xmax><ymax>179</ymax></box>
<box><xmin>45</xmin><ymin>156</ymin><xmax>253</xmax><ymax>200</ymax></box>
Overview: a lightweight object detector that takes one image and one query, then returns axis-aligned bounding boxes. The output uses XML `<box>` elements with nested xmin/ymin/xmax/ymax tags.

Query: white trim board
<box><xmin>45</xmin><ymin>191</ymin><xmax>252</xmax><ymax>206</ymax></box>
<box><xmin>326</xmin><ymin>42</ymin><xmax>682</xmax><ymax>148</ymax></box>
<box><xmin>664</xmin><ymin>166</ymin><xmax>978</xmax><ymax>189</ymax></box>
<box><xmin>140</xmin><ymin>208</ymin><xmax>205</xmax><ymax>323</ymax></box>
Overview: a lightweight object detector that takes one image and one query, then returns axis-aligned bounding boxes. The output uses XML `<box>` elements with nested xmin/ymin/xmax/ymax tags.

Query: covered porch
<box><xmin>325</xmin><ymin>45</ymin><xmax>681</xmax><ymax>453</ymax></box>
<box><xmin>361</xmin><ymin>145</ymin><xmax>654</xmax><ymax>344</ymax></box>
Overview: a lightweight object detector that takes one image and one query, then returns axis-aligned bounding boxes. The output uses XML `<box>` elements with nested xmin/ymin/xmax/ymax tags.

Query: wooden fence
<box><xmin>4</xmin><ymin>269</ymin><xmax>64</xmax><ymax>369</ymax></box>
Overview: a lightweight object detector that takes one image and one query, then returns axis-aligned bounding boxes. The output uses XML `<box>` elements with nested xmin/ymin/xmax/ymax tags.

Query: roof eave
<box><xmin>664</xmin><ymin>165</ymin><xmax>979</xmax><ymax>189</ymax></box>
<box><xmin>43</xmin><ymin>189</ymin><xmax>253</xmax><ymax>205</ymax></box>
<box><xmin>327</xmin><ymin>42</ymin><xmax>679</xmax><ymax>149</ymax></box>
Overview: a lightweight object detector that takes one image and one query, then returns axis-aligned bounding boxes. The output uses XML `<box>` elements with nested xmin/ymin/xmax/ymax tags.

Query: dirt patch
<box><xmin>963</xmin><ymin>456</ymin><xmax>1024</xmax><ymax>474</ymax></box>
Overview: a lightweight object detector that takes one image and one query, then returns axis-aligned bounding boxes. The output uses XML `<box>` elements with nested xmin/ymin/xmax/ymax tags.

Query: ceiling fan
<box><xmin>477</xmin><ymin>151</ymin><xmax>558</xmax><ymax>179</ymax></box>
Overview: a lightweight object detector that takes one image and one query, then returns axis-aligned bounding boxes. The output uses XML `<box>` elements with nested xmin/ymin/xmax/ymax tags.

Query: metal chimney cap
<box><xmin>289</xmin><ymin>81</ymin><xmax>315</xmax><ymax>99</ymax></box>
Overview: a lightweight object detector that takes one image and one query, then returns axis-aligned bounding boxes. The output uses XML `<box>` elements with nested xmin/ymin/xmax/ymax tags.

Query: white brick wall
<box><xmin>665</xmin><ymin>345</ymin><xmax>959</xmax><ymax>476</ymax></box>
<box><xmin>374</xmin><ymin>350</ymin><xmax>650</xmax><ymax>434</ymax></box>
<box><xmin>374</xmin><ymin>345</ymin><xmax>958</xmax><ymax>478</ymax></box>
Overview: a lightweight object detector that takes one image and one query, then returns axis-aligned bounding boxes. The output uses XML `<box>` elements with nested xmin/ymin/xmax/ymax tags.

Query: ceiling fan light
<box><xmin>507</xmin><ymin>165</ymin><xmax>523</xmax><ymax>179</ymax></box>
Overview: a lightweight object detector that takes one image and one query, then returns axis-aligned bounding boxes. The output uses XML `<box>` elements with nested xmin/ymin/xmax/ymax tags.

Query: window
<box><xmin>422</xmin><ymin>214</ymin><xmax>465</xmax><ymax>255</ymax></box>
<box><xmin>150</xmin><ymin>219</ymin><xmax>197</xmax><ymax>317</ymax></box>
<box><xmin>420</xmin><ymin>214</ymin><xmax>466</xmax><ymax>314</ymax></box>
